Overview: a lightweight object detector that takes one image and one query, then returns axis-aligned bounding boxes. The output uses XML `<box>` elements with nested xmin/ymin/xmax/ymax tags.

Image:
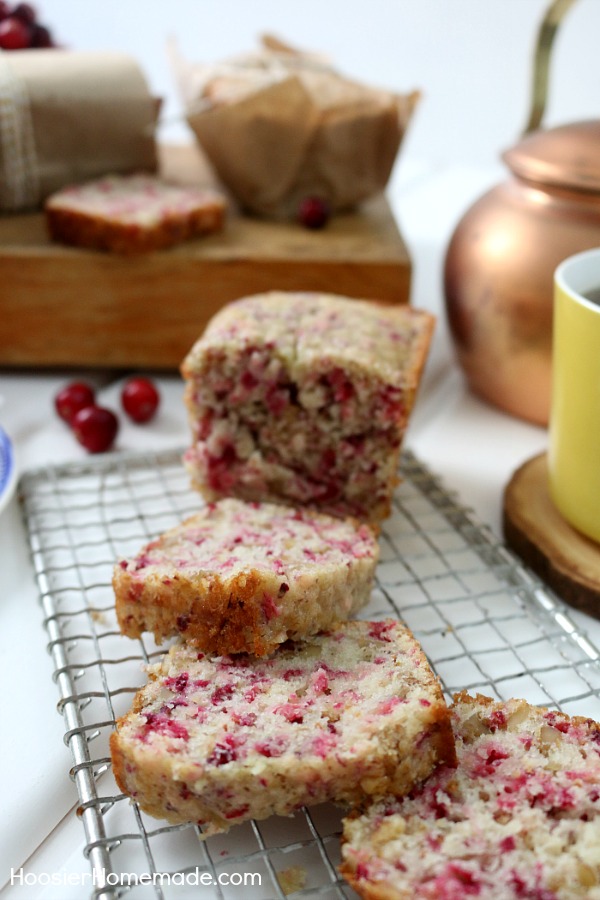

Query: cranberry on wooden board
<box><xmin>121</xmin><ymin>377</ymin><xmax>160</xmax><ymax>423</ymax></box>
<box><xmin>298</xmin><ymin>196</ymin><xmax>331</xmax><ymax>230</ymax></box>
<box><xmin>54</xmin><ymin>381</ymin><xmax>95</xmax><ymax>425</ymax></box>
<box><xmin>72</xmin><ymin>406</ymin><xmax>119</xmax><ymax>454</ymax></box>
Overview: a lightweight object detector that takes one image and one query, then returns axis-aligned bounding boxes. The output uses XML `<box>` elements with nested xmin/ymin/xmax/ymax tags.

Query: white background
<box><xmin>41</xmin><ymin>0</ymin><xmax>600</xmax><ymax>169</ymax></box>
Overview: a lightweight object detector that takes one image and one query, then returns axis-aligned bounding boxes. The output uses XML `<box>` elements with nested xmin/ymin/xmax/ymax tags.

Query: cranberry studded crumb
<box><xmin>113</xmin><ymin>497</ymin><xmax>379</xmax><ymax>656</ymax></box>
<box><xmin>341</xmin><ymin>693</ymin><xmax>600</xmax><ymax>899</ymax></box>
<box><xmin>110</xmin><ymin>620</ymin><xmax>452</xmax><ymax>834</ymax></box>
<box><xmin>181</xmin><ymin>292</ymin><xmax>434</xmax><ymax>522</ymax></box>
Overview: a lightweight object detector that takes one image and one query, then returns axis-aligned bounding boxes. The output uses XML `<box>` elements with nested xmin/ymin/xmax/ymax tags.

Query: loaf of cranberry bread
<box><xmin>110</xmin><ymin>619</ymin><xmax>456</xmax><ymax>834</ymax></box>
<box><xmin>341</xmin><ymin>691</ymin><xmax>600</xmax><ymax>900</ymax></box>
<box><xmin>114</xmin><ymin>497</ymin><xmax>378</xmax><ymax>656</ymax></box>
<box><xmin>181</xmin><ymin>292</ymin><xmax>434</xmax><ymax>522</ymax></box>
<box><xmin>45</xmin><ymin>174</ymin><xmax>226</xmax><ymax>253</ymax></box>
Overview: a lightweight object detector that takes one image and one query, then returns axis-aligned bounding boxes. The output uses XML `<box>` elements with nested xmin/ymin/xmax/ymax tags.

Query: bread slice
<box><xmin>181</xmin><ymin>291</ymin><xmax>434</xmax><ymax>522</ymax></box>
<box><xmin>341</xmin><ymin>692</ymin><xmax>600</xmax><ymax>899</ymax></box>
<box><xmin>45</xmin><ymin>173</ymin><xmax>226</xmax><ymax>253</ymax></box>
<box><xmin>114</xmin><ymin>497</ymin><xmax>379</xmax><ymax>657</ymax></box>
<box><xmin>110</xmin><ymin>619</ymin><xmax>456</xmax><ymax>834</ymax></box>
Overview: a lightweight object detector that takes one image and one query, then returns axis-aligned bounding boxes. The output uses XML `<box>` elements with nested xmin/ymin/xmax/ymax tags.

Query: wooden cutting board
<box><xmin>0</xmin><ymin>144</ymin><xmax>412</xmax><ymax>369</ymax></box>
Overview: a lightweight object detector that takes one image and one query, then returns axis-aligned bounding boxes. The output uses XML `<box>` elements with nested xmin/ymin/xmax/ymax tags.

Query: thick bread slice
<box><xmin>46</xmin><ymin>174</ymin><xmax>225</xmax><ymax>253</ymax></box>
<box><xmin>341</xmin><ymin>692</ymin><xmax>600</xmax><ymax>899</ymax></box>
<box><xmin>181</xmin><ymin>291</ymin><xmax>434</xmax><ymax>522</ymax></box>
<box><xmin>110</xmin><ymin>619</ymin><xmax>455</xmax><ymax>835</ymax></box>
<box><xmin>114</xmin><ymin>497</ymin><xmax>379</xmax><ymax>657</ymax></box>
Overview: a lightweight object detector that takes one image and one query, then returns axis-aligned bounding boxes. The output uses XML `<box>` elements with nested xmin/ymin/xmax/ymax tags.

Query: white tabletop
<box><xmin>1</xmin><ymin>157</ymin><xmax>599</xmax><ymax>899</ymax></box>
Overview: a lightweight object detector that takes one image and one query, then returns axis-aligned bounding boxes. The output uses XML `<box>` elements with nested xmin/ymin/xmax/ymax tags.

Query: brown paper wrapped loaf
<box><xmin>172</xmin><ymin>36</ymin><xmax>419</xmax><ymax>219</ymax></box>
<box><xmin>0</xmin><ymin>50</ymin><xmax>157</xmax><ymax>212</ymax></box>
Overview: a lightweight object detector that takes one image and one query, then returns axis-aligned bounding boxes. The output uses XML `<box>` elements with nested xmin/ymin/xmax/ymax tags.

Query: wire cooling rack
<box><xmin>19</xmin><ymin>448</ymin><xmax>600</xmax><ymax>900</ymax></box>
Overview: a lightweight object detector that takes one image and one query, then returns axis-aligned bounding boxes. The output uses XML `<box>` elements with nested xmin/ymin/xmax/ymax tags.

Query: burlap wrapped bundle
<box><xmin>172</xmin><ymin>36</ymin><xmax>419</xmax><ymax>219</ymax></box>
<box><xmin>0</xmin><ymin>49</ymin><xmax>157</xmax><ymax>212</ymax></box>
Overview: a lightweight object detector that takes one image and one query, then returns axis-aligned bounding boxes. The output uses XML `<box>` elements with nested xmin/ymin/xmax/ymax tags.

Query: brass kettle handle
<box><xmin>523</xmin><ymin>0</ymin><xmax>578</xmax><ymax>135</ymax></box>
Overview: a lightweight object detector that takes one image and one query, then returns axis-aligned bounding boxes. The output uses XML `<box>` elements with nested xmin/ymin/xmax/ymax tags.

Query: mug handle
<box><xmin>523</xmin><ymin>0</ymin><xmax>578</xmax><ymax>135</ymax></box>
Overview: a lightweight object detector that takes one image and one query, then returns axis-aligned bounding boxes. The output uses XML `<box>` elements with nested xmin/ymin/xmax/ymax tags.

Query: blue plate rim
<box><xmin>0</xmin><ymin>425</ymin><xmax>16</xmax><ymax>510</ymax></box>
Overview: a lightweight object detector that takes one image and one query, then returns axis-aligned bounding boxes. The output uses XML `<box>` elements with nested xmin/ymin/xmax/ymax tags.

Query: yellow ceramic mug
<box><xmin>549</xmin><ymin>247</ymin><xmax>600</xmax><ymax>543</ymax></box>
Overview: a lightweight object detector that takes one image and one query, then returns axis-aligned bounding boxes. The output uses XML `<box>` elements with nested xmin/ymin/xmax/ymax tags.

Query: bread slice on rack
<box><xmin>340</xmin><ymin>691</ymin><xmax>600</xmax><ymax>900</ymax></box>
<box><xmin>45</xmin><ymin>173</ymin><xmax>226</xmax><ymax>253</ymax></box>
<box><xmin>110</xmin><ymin>619</ymin><xmax>456</xmax><ymax>834</ymax></box>
<box><xmin>114</xmin><ymin>497</ymin><xmax>379</xmax><ymax>657</ymax></box>
<box><xmin>181</xmin><ymin>291</ymin><xmax>434</xmax><ymax>522</ymax></box>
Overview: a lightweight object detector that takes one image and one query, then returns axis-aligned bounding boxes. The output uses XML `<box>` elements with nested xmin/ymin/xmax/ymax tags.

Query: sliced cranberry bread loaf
<box><xmin>114</xmin><ymin>497</ymin><xmax>378</xmax><ymax>656</ymax></box>
<box><xmin>341</xmin><ymin>691</ymin><xmax>600</xmax><ymax>900</ymax></box>
<box><xmin>45</xmin><ymin>174</ymin><xmax>226</xmax><ymax>253</ymax></box>
<box><xmin>181</xmin><ymin>292</ymin><xmax>434</xmax><ymax>522</ymax></box>
<box><xmin>110</xmin><ymin>619</ymin><xmax>456</xmax><ymax>834</ymax></box>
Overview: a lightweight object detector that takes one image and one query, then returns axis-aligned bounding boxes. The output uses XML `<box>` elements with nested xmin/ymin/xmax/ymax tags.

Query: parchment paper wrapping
<box><xmin>0</xmin><ymin>50</ymin><xmax>158</xmax><ymax>212</ymax></box>
<box><xmin>172</xmin><ymin>37</ymin><xmax>420</xmax><ymax>218</ymax></box>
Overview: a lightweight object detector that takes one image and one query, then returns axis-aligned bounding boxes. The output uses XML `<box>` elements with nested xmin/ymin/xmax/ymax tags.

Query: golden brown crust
<box><xmin>109</xmin><ymin>729</ymin><xmax>128</xmax><ymax>796</ymax></box>
<box><xmin>452</xmin><ymin>690</ymin><xmax>600</xmax><ymax>736</ymax></box>
<box><xmin>113</xmin><ymin>502</ymin><xmax>378</xmax><ymax>655</ymax></box>
<box><xmin>114</xmin><ymin>567</ymin><xmax>277</xmax><ymax>655</ymax></box>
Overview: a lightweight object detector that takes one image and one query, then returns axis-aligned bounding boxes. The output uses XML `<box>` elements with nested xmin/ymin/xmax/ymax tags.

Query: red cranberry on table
<box><xmin>298</xmin><ymin>196</ymin><xmax>331</xmax><ymax>230</ymax></box>
<box><xmin>0</xmin><ymin>15</ymin><xmax>30</xmax><ymax>48</ymax></box>
<box><xmin>30</xmin><ymin>21</ymin><xmax>50</xmax><ymax>46</ymax></box>
<box><xmin>121</xmin><ymin>377</ymin><xmax>160</xmax><ymax>423</ymax></box>
<box><xmin>72</xmin><ymin>406</ymin><xmax>119</xmax><ymax>454</ymax></box>
<box><xmin>12</xmin><ymin>2</ymin><xmax>36</xmax><ymax>24</ymax></box>
<box><xmin>54</xmin><ymin>381</ymin><xmax>96</xmax><ymax>425</ymax></box>
<box><xmin>0</xmin><ymin>3</ymin><xmax>55</xmax><ymax>49</ymax></box>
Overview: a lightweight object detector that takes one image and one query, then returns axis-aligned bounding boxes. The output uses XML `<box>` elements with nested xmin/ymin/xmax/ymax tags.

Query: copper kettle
<box><xmin>444</xmin><ymin>0</ymin><xmax>600</xmax><ymax>426</ymax></box>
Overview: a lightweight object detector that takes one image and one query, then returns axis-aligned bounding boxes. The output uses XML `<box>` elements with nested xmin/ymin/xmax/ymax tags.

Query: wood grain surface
<box><xmin>503</xmin><ymin>452</ymin><xmax>600</xmax><ymax>619</ymax></box>
<box><xmin>0</xmin><ymin>145</ymin><xmax>411</xmax><ymax>369</ymax></box>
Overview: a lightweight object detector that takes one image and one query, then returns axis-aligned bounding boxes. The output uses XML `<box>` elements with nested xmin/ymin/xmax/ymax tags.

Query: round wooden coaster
<box><xmin>503</xmin><ymin>452</ymin><xmax>600</xmax><ymax>618</ymax></box>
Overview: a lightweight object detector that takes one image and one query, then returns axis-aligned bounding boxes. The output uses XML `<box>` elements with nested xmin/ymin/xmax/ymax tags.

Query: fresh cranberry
<box><xmin>54</xmin><ymin>381</ymin><xmax>96</xmax><ymax>424</ymax></box>
<box><xmin>72</xmin><ymin>406</ymin><xmax>118</xmax><ymax>453</ymax></box>
<box><xmin>12</xmin><ymin>3</ymin><xmax>36</xmax><ymax>24</ymax></box>
<box><xmin>0</xmin><ymin>2</ymin><xmax>11</xmax><ymax>20</ymax></box>
<box><xmin>30</xmin><ymin>23</ymin><xmax>52</xmax><ymax>47</ymax></box>
<box><xmin>298</xmin><ymin>196</ymin><xmax>331</xmax><ymax>229</ymax></box>
<box><xmin>0</xmin><ymin>16</ymin><xmax>31</xmax><ymax>49</ymax></box>
<box><xmin>121</xmin><ymin>376</ymin><xmax>160</xmax><ymax>423</ymax></box>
